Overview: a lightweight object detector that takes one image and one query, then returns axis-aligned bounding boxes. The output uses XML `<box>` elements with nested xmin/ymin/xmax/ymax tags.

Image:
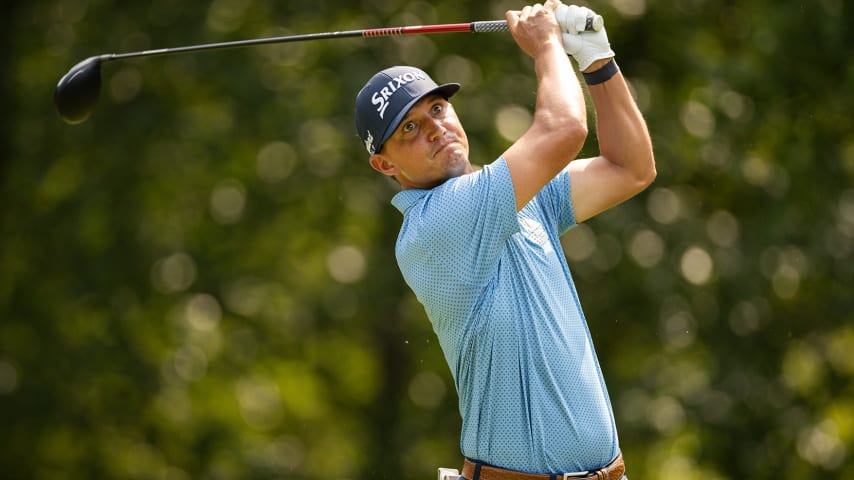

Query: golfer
<box><xmin>355</xmin><ymin>1</ymin><xmax>654</xmax><ymax>478</ymax></box>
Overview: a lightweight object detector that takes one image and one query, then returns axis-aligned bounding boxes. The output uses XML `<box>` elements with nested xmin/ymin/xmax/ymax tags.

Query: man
<box><xmin>354</xmin><ymin>1</ymin><xmax>654</xmax><ymax>479</ymax></box>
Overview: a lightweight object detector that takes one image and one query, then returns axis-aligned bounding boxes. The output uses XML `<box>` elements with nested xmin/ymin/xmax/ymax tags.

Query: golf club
<box><xmin>55</xmin><ymin>11</ymin><xmax>603</xmax><ymax>125</ymax></box>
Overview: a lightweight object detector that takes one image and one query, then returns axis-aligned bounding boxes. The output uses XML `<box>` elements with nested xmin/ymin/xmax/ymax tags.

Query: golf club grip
<box><xmin>472</xmin><ymin>15</ymin><xmax>602</xmax><ymax>34</ymax></box>
<box><xmin>472</xmin><ymin>21</ymin><xmax>509</xmax><ymax>33</ymax></box>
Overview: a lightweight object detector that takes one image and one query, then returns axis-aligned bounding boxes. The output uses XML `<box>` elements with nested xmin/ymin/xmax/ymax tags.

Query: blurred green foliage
<box><xmin>2</xmin><ymin>0</ymin><xmax>853</xmax><ymax>479</ymax></box>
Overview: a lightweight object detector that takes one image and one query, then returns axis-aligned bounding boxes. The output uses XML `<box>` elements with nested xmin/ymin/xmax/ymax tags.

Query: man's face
<box><xmin>369</xmin><ymin>94</ymin><xmax>471</xmax><ymax>189</ymax></box>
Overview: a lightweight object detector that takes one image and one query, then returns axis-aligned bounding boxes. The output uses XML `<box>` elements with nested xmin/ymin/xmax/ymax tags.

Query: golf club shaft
<box><xmin>100</xmin><ymin>21</ymin><xmax>510</xmax><ymax>63</ymax></box>
<box><xmin>55</xmin><ymin>13</ymin><xmax>602</xmax><ymax>124</ymax></box>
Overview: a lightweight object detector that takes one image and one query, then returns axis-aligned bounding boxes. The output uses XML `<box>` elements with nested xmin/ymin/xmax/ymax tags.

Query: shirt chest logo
<box><xmin>519</xmin><ymin>217</ymin><xmax>553</xmax><ymax>254</ymax></box>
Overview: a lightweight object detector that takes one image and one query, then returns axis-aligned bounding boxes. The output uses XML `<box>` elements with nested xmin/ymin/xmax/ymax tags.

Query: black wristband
<box><xmin>583</xmin><ymin>59</ymin><xmax>619</xmax><ymax>85</ymax></box>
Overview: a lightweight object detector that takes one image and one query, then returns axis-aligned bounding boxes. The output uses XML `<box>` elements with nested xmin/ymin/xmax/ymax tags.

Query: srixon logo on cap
<box><xmin>371</xmin><ymin>70</ymin><xmax>428</xmax><ymax>119</ymax></box>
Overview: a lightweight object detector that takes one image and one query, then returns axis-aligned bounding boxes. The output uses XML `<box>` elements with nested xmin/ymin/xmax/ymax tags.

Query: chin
<box><xmin>448</xmin><ymin>151</ymin><xmax>471</xmax><ymax>174</ymax></box>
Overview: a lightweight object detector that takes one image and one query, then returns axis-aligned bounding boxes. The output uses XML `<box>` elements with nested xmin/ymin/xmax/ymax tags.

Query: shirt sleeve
<box><xmin>537</xmin><ymin>166</ymin><xmax>577</xmax><ymax>235</ymax></box>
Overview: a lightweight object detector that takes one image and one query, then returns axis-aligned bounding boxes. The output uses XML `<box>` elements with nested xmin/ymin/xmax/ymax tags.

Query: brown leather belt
<box><xmin>461</xmin><ymin>452</ymin><xmax>624</xmax><ymax>480</ymax></box>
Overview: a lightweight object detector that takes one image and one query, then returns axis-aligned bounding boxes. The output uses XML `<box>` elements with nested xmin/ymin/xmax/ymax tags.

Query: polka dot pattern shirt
<box><xmin>391</xmin><ymin>157</ymin><xmax>619</xmax><ymax>473</ymax></box>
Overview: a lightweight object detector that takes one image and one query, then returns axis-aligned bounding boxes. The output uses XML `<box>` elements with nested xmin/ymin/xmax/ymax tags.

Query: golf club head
<box><xmin>54</xmin><ymin>56</ymin><xmax>104</xmax><ymax>124</ymax></box>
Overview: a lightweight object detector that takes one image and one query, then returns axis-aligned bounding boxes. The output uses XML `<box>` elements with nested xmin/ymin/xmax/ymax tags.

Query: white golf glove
<box><xmin>557</xmin><ymin>5</ymin><xmax>615</xmax><ymax>71</ymax></box>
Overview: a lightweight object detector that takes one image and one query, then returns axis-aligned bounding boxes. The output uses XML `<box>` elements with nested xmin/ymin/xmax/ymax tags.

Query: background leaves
<box><xmin>2</xmin><ymin>0</ymin><xmax>853</xmax><ymax>479</ymax></box>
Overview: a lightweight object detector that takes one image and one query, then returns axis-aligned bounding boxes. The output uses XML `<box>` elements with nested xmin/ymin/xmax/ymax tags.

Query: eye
<box><xmin>402</xmin><ymin>121</ymin><xmax>415</xmax><ymax>133</ymax></box>
<box><xmin>432</xmin><ymin>103</ymin><xmax>444</xmax><ymax>114</ymax></box>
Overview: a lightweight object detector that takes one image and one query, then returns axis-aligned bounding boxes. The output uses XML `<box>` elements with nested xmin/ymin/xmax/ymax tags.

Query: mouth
<box><xmin>433</xmin><ymin>140</ymin><xmax>460</xmax><ymax>158</ymax></box>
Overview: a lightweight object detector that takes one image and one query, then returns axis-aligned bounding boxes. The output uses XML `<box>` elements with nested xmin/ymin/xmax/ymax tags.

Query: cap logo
<box><xmin>370</xmin><ymin>70</ymin><xmax>428</xmax><ymax>119</ymax></box>
<box><xmin>364</xmin><ymin>130</ymin><xmax>375</xmax><ymax>154</ymax></box>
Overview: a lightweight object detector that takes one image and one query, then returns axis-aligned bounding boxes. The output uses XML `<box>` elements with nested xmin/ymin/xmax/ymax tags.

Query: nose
<box><xmin>426</xmin><ymin>117</ymin><xmax>446</xmax><ymax>142</ymax></box>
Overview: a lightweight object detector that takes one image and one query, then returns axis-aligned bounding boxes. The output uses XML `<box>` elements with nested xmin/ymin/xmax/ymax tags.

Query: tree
<box><xmin>2</xmin><ymin>1</ymin><xmax>852</xmax><ymax>478</ymax></box>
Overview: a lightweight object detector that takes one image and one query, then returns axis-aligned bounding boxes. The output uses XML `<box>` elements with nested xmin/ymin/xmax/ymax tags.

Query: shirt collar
<box><xmin>391</xmin><ymin>188</ymin><xmax>429</xmax><ymax>214</ymax></box>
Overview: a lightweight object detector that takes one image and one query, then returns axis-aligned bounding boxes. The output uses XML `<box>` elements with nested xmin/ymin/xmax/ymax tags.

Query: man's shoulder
<box><xmin>392</xmin><ymin>158</ymin><xmax>512</xmax><ymax>213</ymax></box>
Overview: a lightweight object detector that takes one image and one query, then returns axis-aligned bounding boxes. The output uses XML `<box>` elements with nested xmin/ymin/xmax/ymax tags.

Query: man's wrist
<box><xmin>582</xmin><ymin>58</ymin><xmax>618</xmax><ymax>85</ymax></box>
<box><xmin>582</xmin><ymin>57</ymin><xmax>611</xmax><ymax>73</ymax></box>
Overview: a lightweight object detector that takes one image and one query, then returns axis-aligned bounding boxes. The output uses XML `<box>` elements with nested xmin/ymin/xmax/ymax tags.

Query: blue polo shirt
<box><xmin>391</xmin><ymin>157</ymin><xmax>618</xmax><ymax>474</ymax></box>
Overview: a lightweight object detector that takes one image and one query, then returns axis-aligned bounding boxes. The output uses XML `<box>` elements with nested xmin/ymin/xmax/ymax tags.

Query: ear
<box><xmin>369</xmin><ymin>153</ymin><xmax>400</xmax><ymax>177</ymax></box>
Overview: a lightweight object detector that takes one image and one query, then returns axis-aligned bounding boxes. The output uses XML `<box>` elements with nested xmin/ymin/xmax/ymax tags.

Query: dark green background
<box><xmin>2</xmin><ymin>0</ymin><xmax>853</xmax><ymax>478</ymax></box>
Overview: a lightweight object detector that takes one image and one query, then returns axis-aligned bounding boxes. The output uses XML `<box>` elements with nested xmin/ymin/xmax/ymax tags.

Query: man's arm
<box><xmin>502</xmin><ymin>0</ymin><xmax>588</xmax><ymax>211</ymax></box>
<box><xmin>567</xmin><ymin>61</ymin><xmax>656</xmax><ymax>223</ymax></box>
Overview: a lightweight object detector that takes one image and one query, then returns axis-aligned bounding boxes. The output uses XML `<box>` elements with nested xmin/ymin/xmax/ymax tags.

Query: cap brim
<box><xmin>377</xmin><ymin>82</ymin><xmax>460</xmax><ymax>152</ymax></box>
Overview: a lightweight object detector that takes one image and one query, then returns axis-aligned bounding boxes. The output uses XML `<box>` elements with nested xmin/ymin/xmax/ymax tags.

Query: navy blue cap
<box><xmin>355</xmin><ymin>66</ymin><xmax>459</xmax><ymax>155</ymax></box>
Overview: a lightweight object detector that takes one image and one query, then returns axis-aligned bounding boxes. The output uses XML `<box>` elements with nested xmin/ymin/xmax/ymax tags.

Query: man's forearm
<box><xmin>533</xmin><ymin>42</ymin><xmax>587</xmax><ymax>136</ymax></box>
<box><xmin>587</xmin><ymin>67</ymin><xmax>655</xmax><ymax>184</ymax></box>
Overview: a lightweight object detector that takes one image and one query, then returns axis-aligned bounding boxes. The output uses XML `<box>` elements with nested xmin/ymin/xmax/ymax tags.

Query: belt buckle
<box><xmin>562</xmin><ymin>471</ymin><xmax>590</xmax><ymax>479</ymax></box>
